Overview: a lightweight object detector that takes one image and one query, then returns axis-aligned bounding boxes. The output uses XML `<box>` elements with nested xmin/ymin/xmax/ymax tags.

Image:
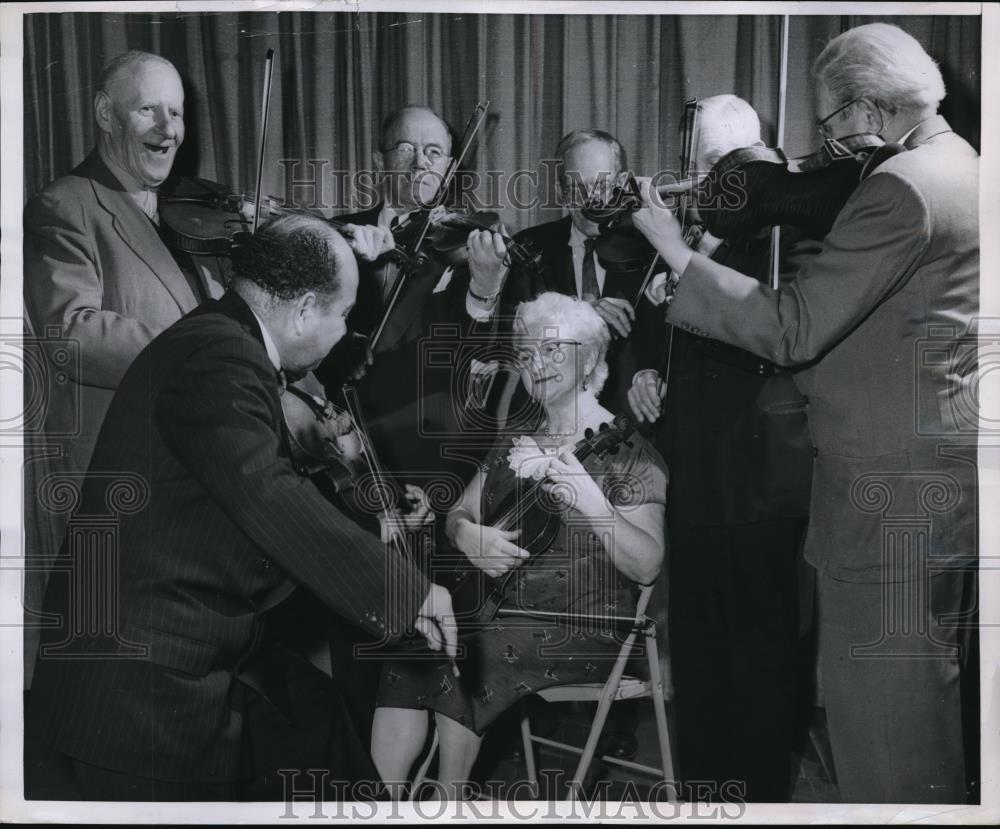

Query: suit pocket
<box><xmin>124</xmin><ymin>624</ymin><xmax>219</xmax><ymax>677</ymax></box>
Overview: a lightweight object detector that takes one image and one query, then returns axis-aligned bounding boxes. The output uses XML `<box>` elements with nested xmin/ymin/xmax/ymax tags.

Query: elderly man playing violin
<box><xmin>317</xmin><ymin>104</ymin><xmax>510</xmax><ymax>471</ymax></box>
<box><xmin>21</xmin><ymin>50</ymin><xmax>225</xmax><ymax>690</ymax></box>
<box><xmin>632</xmin><ymin>23</ymin><xmax>978</xmax><ymax>804</ymax></box>
<box><xmin>314</xmin><ymin>104</ymin><xmax>514</xmax><ymax>752</ymax></box>
<box><xmin>624</xmin><ymin>94</ymin><xmax>814</xmax><ymax>803</ymax></box>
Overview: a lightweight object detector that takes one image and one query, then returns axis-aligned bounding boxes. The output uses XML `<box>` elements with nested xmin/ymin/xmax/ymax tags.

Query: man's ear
<box><xmin>94</xmin><ymin>91</ymin><xmax>114</xmax><ymax>134</ymax></box>
<box><xmin>294</xmin><ymin>292</ymin><xmax>319</xmax><ymax>332</ymax></box>
<box><xmin>861</xmin><ymin>99</ymin><xmax>884</xmax><ymax>133</ymax></box>
<box><xmin>372</xmin><ymin>149</ymin><xmax>385</xmax><ymax>176</ymax></box>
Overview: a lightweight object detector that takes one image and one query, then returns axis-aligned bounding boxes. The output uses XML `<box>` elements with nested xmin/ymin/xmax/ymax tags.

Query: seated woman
<box><xmin>370</xmin><ymin>291</ymin><xmax>667</xmax><ymax>799</ymax></box>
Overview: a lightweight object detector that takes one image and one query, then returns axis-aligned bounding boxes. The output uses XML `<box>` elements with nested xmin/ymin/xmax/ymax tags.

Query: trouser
<box><xmin>668</xmin><ymin>518</ymin><xmax>806</xmax><ymax>803</ymax></box>
<box><xmin>817</xmin><ymin>567</ymin><xmax>976</xmax><ymax>803</ymax></box>
<box><xmin>24</xmin><ymin>746</ymin><xmax>239</xmax><ymax>801</ymax></box>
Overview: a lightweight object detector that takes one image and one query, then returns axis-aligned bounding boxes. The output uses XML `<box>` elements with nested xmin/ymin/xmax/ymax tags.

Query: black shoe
<box><xmin>598</xmin><ymin>730</ymin><xmax>638</xmax><ymax>761</ymax></box>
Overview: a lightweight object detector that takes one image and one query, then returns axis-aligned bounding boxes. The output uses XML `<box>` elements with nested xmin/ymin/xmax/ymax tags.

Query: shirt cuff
<box><xmin>466</xmin><ymin>290</ymin><xmax>497</xmax><ymax>322</ymax></box>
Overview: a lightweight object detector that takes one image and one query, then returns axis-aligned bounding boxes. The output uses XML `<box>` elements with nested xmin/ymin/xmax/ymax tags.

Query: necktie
<box><xmin>581</xmin><ymin>237</ymin><xmax>600</xmax><ymax>301</ymax></box>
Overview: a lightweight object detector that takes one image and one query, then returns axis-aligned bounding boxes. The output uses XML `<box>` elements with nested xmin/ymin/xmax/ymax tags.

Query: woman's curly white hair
<box><xmin>515</xmin><ymin>291</ymin><xmax>611</xmax><ymax>394</ymax></box>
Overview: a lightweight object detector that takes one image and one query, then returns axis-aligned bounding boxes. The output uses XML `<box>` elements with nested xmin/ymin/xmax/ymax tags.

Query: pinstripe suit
<box><xmin>28</xmin><ymin>290</ymin><xmax>430</xmax><ymax>786</ymax></box>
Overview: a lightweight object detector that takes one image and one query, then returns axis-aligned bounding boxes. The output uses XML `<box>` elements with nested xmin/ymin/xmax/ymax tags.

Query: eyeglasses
<box><xmin>384</xmin><ymin>141</ymin><xmax>447</xmax><ymax>164</ymax></box>
<box><xmin>816</xmin><ymin>96</ymin><xmax>864</xmax><ymax>139</ymax></box>
<box><xmin>513</xmin><ymin>339</ymin><xmax>581</xmax><ymax>366</ymax></box>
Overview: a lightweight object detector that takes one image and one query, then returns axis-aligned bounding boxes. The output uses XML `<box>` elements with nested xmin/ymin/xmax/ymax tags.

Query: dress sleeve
<box><xmin>601</xmin><ymin>441</ymin><xmax>669</xmax><ymax>509</ymax></box>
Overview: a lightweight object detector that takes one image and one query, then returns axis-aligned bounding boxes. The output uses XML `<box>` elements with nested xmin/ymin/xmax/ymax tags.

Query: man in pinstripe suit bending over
<box><xmin>26</xmin><ymin>215</ymin><xmax>456</xmax><ymax>801</ymax></box>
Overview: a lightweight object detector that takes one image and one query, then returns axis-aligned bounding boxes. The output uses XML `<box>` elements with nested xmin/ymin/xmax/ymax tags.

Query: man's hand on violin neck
<box><xmin>590</xmin><ymin>296</ymin><xmax>634</xmax><ymax>338</ymax></box>
<box><xmin>342</xmin><ymin>222</ymin><xmax>396</xmax><ymax>262</ymax></box>
<box><xmin>467</xmin><ymin>227</ymin><xmax>509</xmax><ymax>295</ymax></box>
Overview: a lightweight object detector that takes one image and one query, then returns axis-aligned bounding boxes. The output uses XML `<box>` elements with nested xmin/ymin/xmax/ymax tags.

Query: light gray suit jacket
<box><xmin>23</xmin><ymin>150</ymin><xmax>226</xmax><ymax>476</ymax></box>
<box><xmin>666</xmin><ymin>116</ymin><xmax>979</xmax><ymax>582</ymax></box>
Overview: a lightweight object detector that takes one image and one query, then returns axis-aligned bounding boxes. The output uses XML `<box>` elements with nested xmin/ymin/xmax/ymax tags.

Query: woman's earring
<box><xmin>582</xmin><ymin>379</ymin><xmax>590</xmax><ymax>391</ymax></box>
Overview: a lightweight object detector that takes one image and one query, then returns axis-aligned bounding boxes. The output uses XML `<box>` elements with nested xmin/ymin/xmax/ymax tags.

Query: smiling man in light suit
<box><xmin>22</xmin><ymin>51</ymin><xmax>228</xmax><ymax>685</ymax></box>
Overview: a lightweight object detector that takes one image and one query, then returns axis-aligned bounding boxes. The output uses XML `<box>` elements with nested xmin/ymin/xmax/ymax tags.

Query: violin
<box><xmin>389</xmin><ymin>206</ymin><xmax>543</xmax><ymax>275</ymax></box>
<box><xmin>695</xmin><ymin>133</ymin><xmax>903</xmax><ymax>240</ymax></box>
<box><xmin>279</xmin><ymin>371</ymin><xmax>368</xmax><ymax>495</ymax></box>
<box><xmin>448</xmin><ymin>415</ymin><xmax>636</xmax><ymax>629</ymax></box>
<box><xmin>157</xmin><ymin>178</ymin><xmax>416</xmax><ymax>270</ymax></box>
<box><xmin>583</xmin><ymin>133</ymin><xmax>901</xmax><ymax>243</ymax></box>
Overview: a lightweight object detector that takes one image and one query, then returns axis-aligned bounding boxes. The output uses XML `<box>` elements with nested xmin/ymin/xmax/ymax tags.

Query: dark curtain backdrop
<box><xmin>23</xmin><ymin>10</ymin><xmax>980</xmax><ymax>232</ymax></box>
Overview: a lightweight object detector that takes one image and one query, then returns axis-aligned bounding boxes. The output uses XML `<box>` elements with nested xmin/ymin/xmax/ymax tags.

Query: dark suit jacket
<box><xmin>316</xmin><ymin>204</ymin><xmax>499</xmax><ymax>489</ymax></box>
<box><xmin>503</xmin><ymin>216</ymin><xmax>648</xmax><ymax>307</ymax></box>
<box><xmin>28</xmin><ymin>290</ymin><xmax>430</xmax><ymax>783</ymax></box>
<box><xmin>631</xmin><ymin>231</ymin><xmax>814</xmax><ymax>528</ymax></box>
<box><xmin>667</xmin><ymin>116</ymin><xmax>979</xmax><ymax>582</ymax></box>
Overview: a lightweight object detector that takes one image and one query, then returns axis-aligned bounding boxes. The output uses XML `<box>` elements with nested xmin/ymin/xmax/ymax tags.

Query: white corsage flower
<box><xmin>507</xmin><ymin>435</ymin><xmax>558</xmax><ymax>480</ymax></box>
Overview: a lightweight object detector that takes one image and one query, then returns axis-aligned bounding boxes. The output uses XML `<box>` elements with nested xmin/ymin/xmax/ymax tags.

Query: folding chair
<box><xmin>512</xmin><ymin>582</ymin><xmax>676</xmax><ymax>801</ymax></box>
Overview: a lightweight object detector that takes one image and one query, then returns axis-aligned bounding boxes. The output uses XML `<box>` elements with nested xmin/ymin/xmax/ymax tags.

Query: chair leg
<box><xmin>567</xmin><ymin>643</ymin><xmax>636</xmax><ymax>800</ymax></box>
<box><xmin>407</xmin><ymin>715</ymin><xmax>438</xmax><ymax>802</ymax></box>
<box><xmin>520</xmin><ymin>705</ymin><xmax>539</xmax><ymax>797</ymax></box>
<box><xmin>645</xmin><ymin>630</ymin><xmax>677</xmax><ymax>800</ymax></box>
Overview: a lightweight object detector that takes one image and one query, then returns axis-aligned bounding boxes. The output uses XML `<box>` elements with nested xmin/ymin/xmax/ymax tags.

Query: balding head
<box><xmin>231</xmin><ymin>215</ymin><xmax>358</xmax><ymax>373</ymax></box>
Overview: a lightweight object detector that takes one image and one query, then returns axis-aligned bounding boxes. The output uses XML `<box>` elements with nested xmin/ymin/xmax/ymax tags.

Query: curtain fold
<box><xmin>23</xmin><ymin>10</ymin><xmax>981</xmax><ymax>233</ymax></box>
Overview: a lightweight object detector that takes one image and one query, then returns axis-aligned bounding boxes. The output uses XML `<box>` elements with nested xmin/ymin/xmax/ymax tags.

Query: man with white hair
<box><xmin>634</xmin><ymin>24</ymin><xmax>978</xmax><ymax>803</ymax></box>
<box><xmin>628</xmin><ymin>94</ymin><xmax>813</xmax><ymax>802</ymax></box>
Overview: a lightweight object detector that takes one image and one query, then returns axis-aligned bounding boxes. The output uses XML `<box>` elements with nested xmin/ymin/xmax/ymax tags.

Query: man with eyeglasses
<box><xmin>317</xmin><ymin>105</ymin><xmax>510</xmax><ymax>478</ymax></box>
<box><xmin>633</xmin><ymin>23</ymin><xmax>978</xmax><ymax>803</ymax></box>
<box><xmin>502</xmin><ymin>129</ymin><xmax>650</xmax><ymax>416</ymax></box>
<box><xmin>314</xmin><ymin>105</ymin><xmax>510</xmax><ymax>751</ymax></box>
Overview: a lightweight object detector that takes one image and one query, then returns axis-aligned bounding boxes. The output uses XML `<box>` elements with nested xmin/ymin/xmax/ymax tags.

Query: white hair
<box><xmin>693</xmin><ymin>95</ymin><xmax>762</xmax><ymax>168</ymax></box>
<box><xmin>515</xmin><ymin>292</ymin><xmax>611</xmax><ymax>394</ymax></box>
<box><xmin>813</xmin><ymin>23</ymin><xmax>945</xmax><ymax>115</ymax></box>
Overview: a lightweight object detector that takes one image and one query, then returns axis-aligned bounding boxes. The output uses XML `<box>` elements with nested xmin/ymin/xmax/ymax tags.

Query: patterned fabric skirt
<box><xmin>376</xmin><ymin>550</ymin><xmax>639</xmax><ymax>735</ymax></box>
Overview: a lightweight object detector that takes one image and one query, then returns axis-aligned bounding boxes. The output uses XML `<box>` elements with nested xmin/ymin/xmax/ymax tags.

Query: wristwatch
<box><xmin>468</xmin><ymin>285</ymin><xmax>500</xmax><ymax>306</ymax></box>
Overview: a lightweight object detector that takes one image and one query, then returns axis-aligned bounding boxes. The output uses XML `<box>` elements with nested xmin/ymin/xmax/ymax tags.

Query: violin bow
<box><xmin>655</xmin><ymin>98</ymin><xmax>700</xmax><ymax>400</ymax></box>
<box><xmin>368</xmin><ymin>100</ymin><xmax>492</xmax><ymax>352</ymax></box>
<box><xmin>770</xmin><ymin>15</ymin><xmax>790</xmax><ymax>290</ymax></box>
<box><xmin>251</xmin><ymin>48</ymin><xmax>275</xmax><ymax>235</ymax></box>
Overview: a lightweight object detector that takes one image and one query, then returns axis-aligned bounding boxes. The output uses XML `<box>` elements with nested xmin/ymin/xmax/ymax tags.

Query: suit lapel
<box><xmin>549</xmin><ymin>217</ymin><xmax>578</xmax><ymax>297</ymax></box>
<box><xmin>82</xmin><ymin>153</ymin><xmax>198</xmax><ymax>314</ymax></box>
<box><xmin>373</xmin><ymin>261</ymin><xmax>443</xmax><ymax>354</ymax></box>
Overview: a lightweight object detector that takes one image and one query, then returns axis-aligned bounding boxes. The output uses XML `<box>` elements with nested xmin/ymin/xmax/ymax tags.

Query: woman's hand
<box><xmin>631</xmin><ymin>178</ymin><xmax>693</xmax><ymax>275</ymax></box>
<box><xmin>453</xmin><ymin>517</ymin><xmax>529</xmax><ymax>579</ymax></box>
<box><xmin>541</xmin><ymin>449</ymin><xmax>609</xmax><ymax>518</ymax></box>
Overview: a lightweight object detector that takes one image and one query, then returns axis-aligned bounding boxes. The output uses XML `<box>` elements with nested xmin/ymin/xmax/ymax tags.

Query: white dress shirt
<box><xmin>248</xmin><ymin>305</ymin><xmax>282</xmax><ymax>372</ymax></box>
